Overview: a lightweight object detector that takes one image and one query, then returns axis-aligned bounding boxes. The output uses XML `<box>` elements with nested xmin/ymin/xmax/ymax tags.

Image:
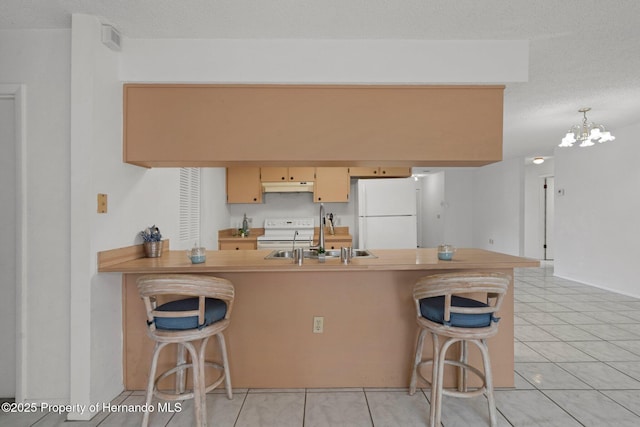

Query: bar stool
<box><xmin>408</xmin><ymin>272</ymin><xmax>509</xmax><ymax>427</ymax></box>
<box><xmin>137</xmin><ymin>274</ymin><xmax>235</xmax><ymax>427</ymax></box>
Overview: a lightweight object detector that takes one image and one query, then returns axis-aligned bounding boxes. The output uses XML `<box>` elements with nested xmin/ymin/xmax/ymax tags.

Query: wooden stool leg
<box><xmin>458</xmin><ymin>340</ymin><xmax>468</xmax><ymax>392</ymax></box>
<box><xmin>433</xmin><ymin>338</ymin><xmax>456</xmax><ymax>427</ymax></box>
<box><xmin>217</xmin><ymin>333</ymin><xmax>233</xmax><ymax>400</ymax></box>
<box><xmin>429</xmin><ymin>333</ymin><xmax>441</xmax><ymax>427</ymax></box>
<box><xmin>409</xmin><ymin>328</ymin><xmax>427</xmax><ymax>395</ymax></box>
<box><xmin>479</xmin><ymin>339</ymin><xmax>497</xmax><ymax>427</ymax></box>
<box><xmin>176</xmin><ymin>343</ymin><xmax>187</xmax><ymax>394</ymax></box>
<box><xmin>143</xmin><ymin>342</ymin><xmax>167</xmax><ymax>427</ymax></box>
<box><xmin>183</xmin><ymin>341</ymin><xmax>205</xmax><ymax>427</ymax></box>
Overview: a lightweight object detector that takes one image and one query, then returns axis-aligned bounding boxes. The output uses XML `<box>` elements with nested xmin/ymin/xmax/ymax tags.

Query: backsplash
<box><xmin>227</xmin><ymin>190</ymin><xmax>355</xmax><ymax>232</ymax></box>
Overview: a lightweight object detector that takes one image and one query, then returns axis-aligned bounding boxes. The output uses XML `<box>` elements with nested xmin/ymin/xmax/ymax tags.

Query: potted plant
<box><xmin>139</xmin><ymin>225</ymin><xmax>163</xmax><ymax>258</ymax></box>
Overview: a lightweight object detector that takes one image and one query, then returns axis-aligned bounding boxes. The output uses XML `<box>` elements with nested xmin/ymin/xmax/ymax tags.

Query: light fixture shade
<box><xmin>533</xmin><ymin>157</ymin><xmax>545</xmax><ymax>164</ymax></box>
<box><xmin>559</xmin><ymin>108</ymin><xmax>614</xmax><ymax>148</ymax></box>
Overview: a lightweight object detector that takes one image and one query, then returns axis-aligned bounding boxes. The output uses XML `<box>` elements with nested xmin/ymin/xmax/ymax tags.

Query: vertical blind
<box><xmin>179</xmin><ymin>168</ymin><xmax>201</xmax><ymax>243</ymax></box>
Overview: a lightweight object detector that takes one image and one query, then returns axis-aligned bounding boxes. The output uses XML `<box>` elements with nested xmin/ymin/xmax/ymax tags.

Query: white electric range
<box><xmin>256</xmin><ymin>217</ymin><xmax>316</xmax><ymax>250</ymax></box>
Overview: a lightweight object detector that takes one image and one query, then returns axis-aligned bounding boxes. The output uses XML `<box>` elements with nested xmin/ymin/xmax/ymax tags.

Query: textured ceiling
<box><xmin>2</xmin><ymin>0</ymin><xmax>639</xmax><ymax>159</ymax></box>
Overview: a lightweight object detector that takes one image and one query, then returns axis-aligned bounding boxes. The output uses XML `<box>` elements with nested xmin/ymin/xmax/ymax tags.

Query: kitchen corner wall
<box><xmin>471</xmin><ymin>158</ymin><xmax>525</xmax><ymax>256</ymax></box>
<box><xmin>68</xmin><ymin>14</ymin><xmax>182</xmax><ymax>420</ymax></box>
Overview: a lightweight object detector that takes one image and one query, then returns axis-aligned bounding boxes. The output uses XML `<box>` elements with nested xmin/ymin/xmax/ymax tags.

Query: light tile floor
<box><xmin>3</xmin><ymin>264</ymin><xmax>640</xmax><ymax>426</ymax></box>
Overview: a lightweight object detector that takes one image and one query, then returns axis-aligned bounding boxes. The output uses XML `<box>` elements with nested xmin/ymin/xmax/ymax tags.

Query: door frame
<box><xmin>538</xmin><ymin>174</ymin><xmax>554</xmax><ymax>261</ymax></box>
<box><xmin>1</xmin><ymin>84</ymin><xmax>27</xmax><ymax>401</ymax></box>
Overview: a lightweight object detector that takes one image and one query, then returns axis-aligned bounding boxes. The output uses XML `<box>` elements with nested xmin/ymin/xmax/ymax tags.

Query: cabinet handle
<box><xmin>253</xmin><ymin>197</ymin><xmax>257</xmax><ymax>201</ymax></box>
<box><xmin>235</xmin><ymin>247</ymin><xmax>240</xmax><ymax>250</ymax></box>
<box><xmin>374</xmin><ymin>170</ymin><xmax>377</xmax><ymax>174</ymax></box>
<box><xmin>382</xmin><ymin>170</ymin><xmax>387</xmax><ymax>174</ymax></box>
<box><xmin>290</xmin><ymin>176</ymin><xmax>294</xmax><ymax>180</ymax></box>
<box><xmin>281</xmin><ymin>176</ymin><xmax>285</xmax><ymax>180</ymax></box>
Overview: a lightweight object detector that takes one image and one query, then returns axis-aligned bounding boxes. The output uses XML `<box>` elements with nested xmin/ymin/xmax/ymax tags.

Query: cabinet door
<box><xmin>289</xmin><ymin>167</ymin><xmax>315</xmax><ymax>182</ymax></box>
<box><xmin>260</xmin><ymin>167</ymin><xmax>288</xmax><ymax>182</ymax></box>
<box><xmin>325</xmin><ymin>239</ymin><xmax>352</xmax><ymax>250</ymax></box>
<box><xmin>349</xmin><ymin>167</ymin><xmax>380</xmax><ymax>177</ymax></box>
<box><xmin>226</xmin><ymin>167</ymin><xmax>262</xmax><ymax>203</ymax></box>
<box><xmin>379</xmin><ymin>167</ymin><xmax>412</xmax><ymax>177</ymax></box>
<box><xmin>219</xmin><ymin>241</ymin><xmax>257</xmax><ymax>250</ymax></box>
<box><xmin>314</xmin><ymin>167</ymin><xmax>350</xmax><ymax>203</ymax></box>
<box><xmin>261</xmin><ymin>167</ymin><xmax>315</xmax><ymax>181</ymax></box>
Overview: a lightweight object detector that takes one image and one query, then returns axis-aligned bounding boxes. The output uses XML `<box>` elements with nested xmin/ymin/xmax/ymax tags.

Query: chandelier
<box><xmin>559</xmin><ymin>108</ymin><xmax>615</xmax><ymax>147</ymax></box>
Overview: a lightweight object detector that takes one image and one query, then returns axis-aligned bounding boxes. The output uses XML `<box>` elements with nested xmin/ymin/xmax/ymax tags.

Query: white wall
<box><xmin>472</xmin><ymin>158</ymin><xmax>524</xmax><ymax>255</ymax></box>
<box><xmin>420</xmin><ymin>172</ymin><xmax>445</xmax><ymax>247</ymax></box>
<box><xmin>201</xmin><ymin>168</ymin><xmax>231</xmax><ymax>250</ymax></box>
<box><xmin>122</xmin><ymin>39</ymin><xmax>528</xmax><ymax>84</ymax></box>
<box><xmin>68</xmin><ymin>15</ymin><xmax>183</xmax><ymax>419</ymax></box>
<box><xmin>554</xmin><ymin>121</ymin><xmax>640</xmax><ymax>297</ymax></box>
<box><xmin>443</xmin><ymin>169</ymin><xmax>474</xmax><ymax>248</ymax></box>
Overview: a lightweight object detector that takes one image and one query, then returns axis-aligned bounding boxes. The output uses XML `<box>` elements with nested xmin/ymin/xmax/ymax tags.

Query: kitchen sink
<box><xmin>264</xmin><ymin>249</ymin><xmax>376</xmax><ymax>259</ymax></box>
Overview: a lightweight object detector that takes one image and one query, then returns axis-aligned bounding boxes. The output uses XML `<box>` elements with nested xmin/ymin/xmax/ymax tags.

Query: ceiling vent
<box><xmin>101</xmin><ymin>24</ymin><xmax>121</xmax><ymax>51</ymax></box>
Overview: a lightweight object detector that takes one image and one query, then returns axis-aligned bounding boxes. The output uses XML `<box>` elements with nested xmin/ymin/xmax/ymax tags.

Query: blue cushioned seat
<box><xmin>419</xmin><ymin>295</ymin><xmax>496</xmax><ymax>328</ymax></box>
<box><xmin>154</xmin><ymin>297</ymin><xmax>227</xmax><ymax>330</ymax></box>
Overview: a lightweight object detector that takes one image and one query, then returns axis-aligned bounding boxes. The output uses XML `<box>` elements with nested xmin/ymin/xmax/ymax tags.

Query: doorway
<box><xmin>543</xmin><ymin>176</ymin><xmax>555</xmax><ymax>260</ymax></box>
<box><xmin>0</xmin><ymin>95</ymin><xmax>16</xmax><ymax>398</ymax></box>
<box><xmin>0</xmin><ymin>85</ymin><xmax>26</xmax><ymax>401</ymax></box>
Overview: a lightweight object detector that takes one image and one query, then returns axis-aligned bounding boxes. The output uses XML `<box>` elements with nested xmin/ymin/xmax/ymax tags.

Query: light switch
<box><xmin>97</xmin><ymin>193</ymin><xmax>108</xmax><ymax>213</ymax></box>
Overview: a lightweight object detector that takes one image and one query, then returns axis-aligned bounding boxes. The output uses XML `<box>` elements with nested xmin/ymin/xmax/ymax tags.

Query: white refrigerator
<box><xmin>356</xmin><ymin>178</ymin><xmax>418</xmax><ymax>249</ymax></box>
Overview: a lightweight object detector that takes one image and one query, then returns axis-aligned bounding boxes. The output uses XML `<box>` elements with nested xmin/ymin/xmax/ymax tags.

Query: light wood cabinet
<box><xmin>314</xmin><ymin>167</ymin><xmax>350</xmax><ymax>203</ymax></box>
<box><xmin>123</xmin><ymin>84</ymin><xmax>504</xmax><ymax>168</ymax></box>
<box><xmin>219</xmin><ymin>241</ymin><xmax>257</xmax><ymax>250</ymax></box>
<box><xmin>349</xmin><ymin>167</ymin><xmax>412</xmax><ymax>178</ymax></box>
<box><xmin>226</xmin><ymin>167</ymin><xmax>262</xmax><ymax>204</ymax></box>
<box><xmin>261</xmin><ymin>167</ymin><xmax>315</xmax><ymax>182</ymax></box>
<box><xmin>324</xmin><ymin>238</ymin><xmax>352</xmax><ymax>250</ymax></box>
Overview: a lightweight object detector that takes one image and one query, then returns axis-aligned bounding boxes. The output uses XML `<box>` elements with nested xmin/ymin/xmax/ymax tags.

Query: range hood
<box><xmin>261</xmin><ymin>181</ymin><xmax>314</xmax><ymax>193</ymax></box>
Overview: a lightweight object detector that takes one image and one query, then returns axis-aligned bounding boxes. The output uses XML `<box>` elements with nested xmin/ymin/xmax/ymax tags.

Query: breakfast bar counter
<box><xmin>99</xmin><ymin>246</ymin><xmax>538</xmax><ymax>390</ymax></box>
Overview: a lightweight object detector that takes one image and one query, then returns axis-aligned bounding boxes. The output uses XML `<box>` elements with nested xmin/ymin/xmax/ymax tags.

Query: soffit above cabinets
<box><xmin>123</xmin><ymin>84</ymin><xmax>504</xmax><ymax>168</ymax></box>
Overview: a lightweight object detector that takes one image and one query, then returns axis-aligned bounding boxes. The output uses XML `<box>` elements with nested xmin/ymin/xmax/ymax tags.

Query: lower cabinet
<box><xmin>324</xmin><ymin>238</ymin><xmax>353</xmax><ymax>250</ymax></box>
<box><xmin>219</xmin><ymin>241</ymin><xmax>257</xmax><ymax>250</ymax></box>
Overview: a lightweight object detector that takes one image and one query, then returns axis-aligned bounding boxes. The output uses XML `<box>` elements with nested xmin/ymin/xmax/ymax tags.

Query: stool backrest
<box><xmin>413</xmin><ymin>272</ymin><xmax>509</xmax><ymax>323</ymax></box>
<box><xmin>137</xmin><ymin>274</ymin><xmax>235</xmax><ymax>331</ymax></box>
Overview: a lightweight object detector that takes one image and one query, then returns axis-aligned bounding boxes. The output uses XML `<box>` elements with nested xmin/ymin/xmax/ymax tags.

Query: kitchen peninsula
<box><xmin>99</xmin><ymin>245</ymin><xmax>538</xmax><ymax>390</ymax></box>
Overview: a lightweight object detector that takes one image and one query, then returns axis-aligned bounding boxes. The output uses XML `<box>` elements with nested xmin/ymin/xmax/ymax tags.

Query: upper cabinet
<box><xmin>314</xmin><ymin>167</ymin><xmax>350</xmax><ymax>203</ymax></box>
<box><xmin>226</xmin><ymin>167</ymin><xmax>262</xmax><ymax>204</ymax></box>
<box><xmin>349</xmin><ymin>167</ymin><xmax>411</xmax><ymax>178</ymax></box>
<box><xmin>261</xmin><ymin>167</ymin><xmax>315</xmax><ymax>182</ymax></box>
<box><xmin>123</xmin><ymin>84</ymin><xmax>504</xmax><ymax>168</ymax></box>
<box><xmin>227</xmin><ymin>167</ymin><xmax>350</xmax><ymax>204</ymax></box>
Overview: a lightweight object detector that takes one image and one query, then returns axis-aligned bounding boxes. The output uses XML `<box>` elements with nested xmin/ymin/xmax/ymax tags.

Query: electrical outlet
<box><xmin>313</xmin><ymin>316</ymin><xmax>324</xmax><ymax>333</ymax></box>
<box><xmin>489</xmin><ymin>238</ymin><xmax>494</xmax><ymax>244</ymax></box>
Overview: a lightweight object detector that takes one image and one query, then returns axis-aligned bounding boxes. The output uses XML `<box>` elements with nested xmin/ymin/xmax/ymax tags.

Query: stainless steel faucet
<box><xmin>317</xmin><ymin>203</ymin><xmax>325</xmax><ymax>251</ymax></box>
<box><xmin>292</xmin><ymin>230</ymin><xmax>299</xmax><ymax>252</ymax></box>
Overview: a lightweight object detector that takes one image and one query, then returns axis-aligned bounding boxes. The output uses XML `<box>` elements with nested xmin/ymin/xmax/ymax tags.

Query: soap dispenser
<box><xmin>242</xmin><ymin>213</ymin><xmax>249</xmax><ymax>236</ymax></box>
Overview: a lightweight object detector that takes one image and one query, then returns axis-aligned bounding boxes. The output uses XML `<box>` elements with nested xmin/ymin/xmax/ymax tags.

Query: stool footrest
<box><xmin>153</xmin><ymin>360</ymin><xmax>227</xmax><ymax>401</ymax></box>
